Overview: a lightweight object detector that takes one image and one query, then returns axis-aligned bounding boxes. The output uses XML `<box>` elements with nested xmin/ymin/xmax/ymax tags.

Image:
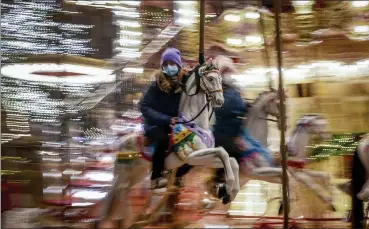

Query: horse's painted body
<box><xmin>243</xmin><ymin>112</ymin><xmax>334</xmax><ymax>207</ymax></box>
<box><xmin>106</xmin><ymin>60</ymin><xmax>240</xmax><ymax>225</ymax></box>
<box><xmin>209</xmin><ymin>91</ymin><xmax>335</xmax><ymax>210</ymax></box>
<box><xmin>246</xmin><ymin>91</ymin><xmax>280</xmax><ymax>149</ymax></box>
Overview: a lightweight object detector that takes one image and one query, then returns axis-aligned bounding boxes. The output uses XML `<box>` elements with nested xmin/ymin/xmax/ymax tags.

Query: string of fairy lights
<box><xmin>1</xmin><ymin>0</ymin><xmax>95</xmax><ymax>64</ymax></box>
<box><xmin>307</xmin><ymin>133</ymin><xmax>364</xmax><ymax>162</ymax></box>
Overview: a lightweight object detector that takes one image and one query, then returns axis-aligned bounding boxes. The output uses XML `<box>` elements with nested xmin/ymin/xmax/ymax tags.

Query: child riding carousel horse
<box><xmin>140</xmin><ymin>47</ymin><xmax>191</xmax><ymax>190</ymax></box>
<box><xmin>211</xmin><ymin>56</ymin><xmax>273</xmax><ymax>193</ymax></box>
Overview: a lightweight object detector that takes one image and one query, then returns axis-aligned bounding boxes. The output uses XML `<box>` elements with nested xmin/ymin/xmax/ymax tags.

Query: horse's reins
<box><xmin>176</xmin><ymin>69</ymin><xmax>222</xmax><ymax>125</ymax></box>
<box><xmin>246</xmin><ymin>98</ymin><xmax>279</xmax><ymax>123</ymax></box>
<box><xmin>261</xmin><ymin>117</ymin><xmax>279</xmax><ymax>122</ymax></box>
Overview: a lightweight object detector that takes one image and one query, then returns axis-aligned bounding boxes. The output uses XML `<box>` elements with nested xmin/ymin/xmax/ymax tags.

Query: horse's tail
<box><xmin>352</xmin><ymin>147</ymin><xmax>365</xmax><ymax>229</ymax></box>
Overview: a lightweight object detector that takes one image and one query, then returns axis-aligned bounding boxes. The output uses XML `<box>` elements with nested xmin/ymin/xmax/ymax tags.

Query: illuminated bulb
<box><xmin>123</xmin><ymin>67</ymin><xmax>144</xmax><ymax>74</ymax></box>
<box><xmin>117</xmin><ymin>20</ymin><xmax>141</xmax><ymax>28</ymax></box>
<box><xmin>76</xmin><ymin>1</ymin><xmax>93</xmax><ymax>5</ymax></box>
<box><xmin>72</xmin><ymin>190</ymin><xmax>107</xmax><ymax>200</ymax></box>
<box><xmin>292</xmin><ymin>0</ymin><xmax>314</xmax><ymax>14</ymax></box>
<box><xmin>1</xmin><ymin>64</ymin><xmax>115</xmax><ymax>84</ymax></box>
<box><xmin>119</xmin><ymin>38</ymin><xmax>141</xmax><ymax>46</ymax></box>
<box><xmin>245</xmin><ymin>12</ymin><xmax>260</xmax><ymax>19</ymax></box>
<box><xmin>293</xmin><ymin>1</ymin><xmax>312</xmax><ymax>5</ymax></box>
<box><xmin>353</xmin><ymin>25</ymin><xmax>369</xmax><ymax>33</ymax></box>
<box><xmin>175</xmin><ymin>18</ymin><xmax>195</xmax><ymax>25</ymax></box>
<box><xmin>176</xmin><ymin>8</ymin><xmax>197</xmax><ymax>16</ymax></box>
<box><xmin>297</xmin><ymin>64</ymin><xmax>313</xmax><ymax>69</ymax></box>
<box><xmin>176</xmin><ymin>1</ymin><xmax>195</xmax><ymax>5</ymax></box>
<box><xmin>226</xmin><ymin>38</ymin><xmax>243</xmax><ymax>46</ymax></box>
<box><xmin>224</xmin><ymin>14</ymin><xmax>241</xmax><ymax>22</ymax></box>
<box><xmin>113</xmin><ymin>11</ymin><xmax>140</xmax><ymax>18</ymax></box>
<box><xmin>119</xmin><ymin>1</ymin><xmax>141</xmax><ymax>6</ymax></box>
<box><xmin>120</xmin><ymin>30</ymin><xmax>142</xmax><ymax>36</ymax></box>
<box><xmin>352</xmin><ymin>1</ymin><xmax>369</xmax><ymax>8</ymax></box>
<box><xmin>245</xmin><ymin>35</ymin><xmax>263</xmax><ymax>44</ymax></box>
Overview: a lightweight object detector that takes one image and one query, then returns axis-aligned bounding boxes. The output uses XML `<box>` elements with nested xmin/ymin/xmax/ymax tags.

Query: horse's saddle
<box><xmin>139</xmin><ymin>124</ymin><xmax>198</xmax><ymax>162</ymax></box>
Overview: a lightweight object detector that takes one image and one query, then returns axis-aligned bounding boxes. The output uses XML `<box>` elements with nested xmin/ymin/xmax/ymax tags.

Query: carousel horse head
<box><xmin>296</xmin><ymin>114</ymin><xmax>331</xmax><ymax>140</ymax></box>
<box><xmin>197</xmin><ymin>58</ymin><xmax>224</xmax><ymax>107</ymax></box>
<box><xmin>252</xmin><ymin>89</ymin><xmax>281</xmax><ymax>118</ymax></box>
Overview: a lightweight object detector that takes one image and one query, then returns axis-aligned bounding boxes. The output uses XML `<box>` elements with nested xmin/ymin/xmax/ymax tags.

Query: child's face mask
<box><xmin>163</xmin><ymin>65</ymin><xmax>179</xmax><ymax>77</ymax></box>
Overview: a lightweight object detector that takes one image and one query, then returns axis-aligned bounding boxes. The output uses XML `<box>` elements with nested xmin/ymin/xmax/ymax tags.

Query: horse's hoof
<box><xmin>222</xmin><ymin>195</ymin><xmax>231</xmax><ymax>205</ymax></box>
<box><xmin>217</xmin><ymin>184</ymin><xmax>228</xmax><ymax>199</ymax></box>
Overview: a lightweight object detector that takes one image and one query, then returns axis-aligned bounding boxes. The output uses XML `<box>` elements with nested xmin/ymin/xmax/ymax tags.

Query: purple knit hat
<box><xmin>160</xmin><ymin>48</ymin><xmax>182</xmax><ymax>68</ymax></box>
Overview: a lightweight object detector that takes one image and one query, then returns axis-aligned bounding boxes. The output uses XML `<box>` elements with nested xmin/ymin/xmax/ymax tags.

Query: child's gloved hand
<box><xmin>170</xmin><ymin>117</ymin><xmax>178</xmax><ymax>126</ymax></box>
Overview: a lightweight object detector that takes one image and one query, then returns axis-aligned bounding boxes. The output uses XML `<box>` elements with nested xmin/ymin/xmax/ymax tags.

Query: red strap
<box><xmin>287</xmin><ymin>159</ymin><xmax>305</xmax><ymax>169</ymax></box>
<box><xmin>137</xmin><ymin>134</ymin><xmax>143</xmax><ymax>153</ymax></box>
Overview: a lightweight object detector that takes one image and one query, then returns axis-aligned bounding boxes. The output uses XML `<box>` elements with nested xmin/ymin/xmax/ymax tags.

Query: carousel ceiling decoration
<box><xmin>113</xmin><ymin>1</ymin><xmax>143</xmax><ymax>62</ymax></box>
<box><xmin>346</xmin><ymin>1</ymin><xmax>369</xmax><ymax>41</ymax></box>
<box><xmin>222</xmin><ymin>7</ymin><xmax>265</xmax><ymax>50</ymax></box>
<box><xmin>64</xmin><ymin>0</ymin><xmax>143</xmax><ymax>62</ymax></box>
<box><xmin>231</xmin><ymin>58</ymin><xmax>369</xmax><ymax>88</ymax></box>
<box><xmin>174</xmin><ymin>1</ymin><xmax>197</xmax><ymax>27</ymax></box>
<box><xmin>1</xmin><ymin>63</ymin><xmax>115</xmax><ymax>84</ymax></box>
<box><xmin>1</xmin><ymin>0</ymin><xmax>96</xmax><ymax>64</ymax></box>
<box><xmin>206</xmin><ymin>6</ymin><xmax>271</xmax><ymax>51</ymax></box>
<box><xmin>0</xmin><ymin>59</ymin><xmax>115</xmax><ymax>144</ymax></box>
<box><xmin>291</xmin><ymin>1</ymin><xmax>319</xmax><ymax>45</ymax></box>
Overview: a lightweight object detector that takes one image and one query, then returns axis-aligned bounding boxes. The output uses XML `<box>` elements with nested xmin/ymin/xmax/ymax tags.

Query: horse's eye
<box><xmin>208</xmin><ymin>78</ymin><xmax>213</xmax><ymax>82</ymax></box>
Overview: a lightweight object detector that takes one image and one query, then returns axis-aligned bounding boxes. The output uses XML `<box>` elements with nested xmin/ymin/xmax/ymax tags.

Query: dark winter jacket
<box><xmin>140</xmin><ymin>72</ymin><xmax>191</xmax><ymax>140</ymax></box>
<box><xmin>213</xmin><ymin>86</ymin><xmax>248</xmax><ymax>137</ymax></box>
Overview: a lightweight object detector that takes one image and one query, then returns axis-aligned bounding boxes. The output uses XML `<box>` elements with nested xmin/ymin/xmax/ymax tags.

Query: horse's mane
<box><xmin>289</xmin><ymin>113</ymin><xmax>323</xmax><ymax>140</ymax></box>
<box><xmin>252</xmin><ymin>89</ymin><xmax>278</xmax><ymax>106</ymax></box>
<box><xmin>287</xmin><ymin>113</ymin><xmax>322</xmax><ymax>156</ymax></box>
<box><xmin>296</xmin><ymin>113</ymin><xmax>323</xmax><ymax>126</ymax></box>
<box><xmin>185</xmin><ymin>60</ymin><xmax>219</xmax><ymax>92</ymax></box>
<box><xmin>198</xmin><ymin>61</ymin><xmax>219</xmax><ymax>74</ymax></box>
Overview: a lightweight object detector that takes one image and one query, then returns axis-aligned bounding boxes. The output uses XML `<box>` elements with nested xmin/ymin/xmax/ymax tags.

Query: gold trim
<box><xmin>117</xmin><ymin>151</ymin><xmax>140</xmax><ymax>160</ymax></box>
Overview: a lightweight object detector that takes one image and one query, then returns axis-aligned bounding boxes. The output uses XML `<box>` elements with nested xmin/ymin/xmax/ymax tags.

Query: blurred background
<box><xmin>1</xmin><ymin>0</ymin><xmax>369</xmax><ymax>228</ymax></box>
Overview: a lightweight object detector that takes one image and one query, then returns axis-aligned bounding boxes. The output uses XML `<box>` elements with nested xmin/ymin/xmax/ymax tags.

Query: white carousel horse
<box><xmin>245</xmin><ymin>104</ymin><xmax>334</xmax><ymax>202</ymax></box>
<box><xmin>244</xmin><ymin>112</ymin><xmax>334</xmax><ymax>207</ymax></box>
<box><xmin>246</xmin><ymin>90</ymin><xmax>281</xmax><ymax>148</ymax></box>
<box><xmin>107</xmin><ymin>59</ymin><xmax>240</xmax><ymax>226</ymax></box>
<box><xmin>209</xmin><ymin>92</ymin><xmax>335</xmax><ymax>209</ymax></box>
<box><xmin>241</xmin><ymin>92</ymin><xmax>333</xmax><ymax>197</ymax></box>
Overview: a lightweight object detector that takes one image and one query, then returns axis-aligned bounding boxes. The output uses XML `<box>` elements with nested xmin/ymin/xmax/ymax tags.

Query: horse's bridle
<box><xmin>176</xmin><ymin>69</ymin><xmax>222</xmax><ymax>125</ymax></box>
<box><xmin>201</xmin><ymin>69</ymin><xmax>223</xmax><ymax>98</ymax></box>
<box><xmin>259</xmin><ymin>99</ymin><xmax>280</xmax><ymax>123</ymax></box>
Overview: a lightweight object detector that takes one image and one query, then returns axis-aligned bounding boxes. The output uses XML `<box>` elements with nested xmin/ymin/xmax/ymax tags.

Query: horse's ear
<box><xmin>207</xmin><ymin>58</ymin><xmax>213</xmax><ymax>66</ymax></box>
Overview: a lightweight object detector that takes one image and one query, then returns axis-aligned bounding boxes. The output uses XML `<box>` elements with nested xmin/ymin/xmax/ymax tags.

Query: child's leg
<box><xmin>151</xmin><ymin>136</ymin><xmax>169</xmax><ymax>188</ymax></box>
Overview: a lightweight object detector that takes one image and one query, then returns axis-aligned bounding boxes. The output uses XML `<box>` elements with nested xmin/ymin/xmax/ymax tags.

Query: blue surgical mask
<box><xmin>163</xmin><ymin>65</ymin><xmax>179</xmax><ymax>77</ymax></box>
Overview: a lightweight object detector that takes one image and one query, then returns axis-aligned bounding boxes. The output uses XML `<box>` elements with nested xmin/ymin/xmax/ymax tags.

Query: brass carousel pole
<box><xmin>199</xmin><ymin>0</ymin><xmax>205</xmax><ymax>65</ymax></box>
<box><xmin>273</xmin><ymin>0</ymin><xmax>290</xmax><ymax>228</ymax></box>
<box><xmin>258</xmin><ymin>0</ymin><xmax>273</xmax><ymax>90</ymax></box>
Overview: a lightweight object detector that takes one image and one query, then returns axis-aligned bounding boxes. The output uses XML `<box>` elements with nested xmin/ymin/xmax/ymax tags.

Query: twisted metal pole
<box><xmin>199</xmin><ymin>0</ymin><xmax>205</xmax><ymax>65</ymax></box>
<box><xmin>273</xmin><ymin>0</ymin><xmax>290</xmax><ymax>228</ymax></box>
